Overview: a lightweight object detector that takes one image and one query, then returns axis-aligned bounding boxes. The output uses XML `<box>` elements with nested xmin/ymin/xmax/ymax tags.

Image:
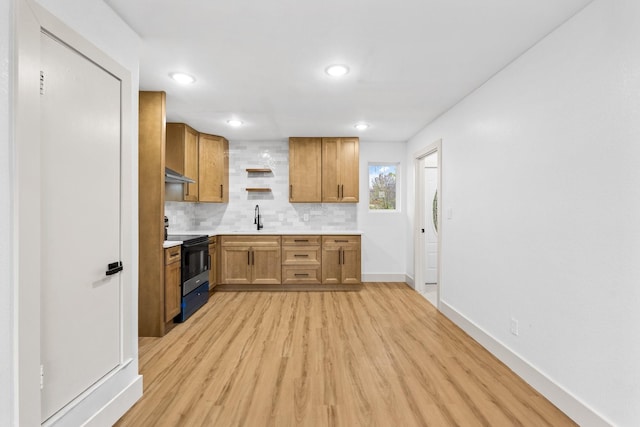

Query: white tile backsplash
<box><xmin>165</xmin><ymin>140</ymin><xmax>358</xmax><ymax>232</ymax></box>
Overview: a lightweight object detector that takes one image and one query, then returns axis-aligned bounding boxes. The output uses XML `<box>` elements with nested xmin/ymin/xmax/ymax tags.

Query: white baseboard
<box><xmin>362</xmin><ymin>273</ymin><xmax>407</xmax><ymax>282</ymax></box>
<box><xmin>439</xmin><ymin>301</ymin><xmax>612</xmax><ymax>427</ymax></box>
<box><xmin>83</xmin><ymin>375</ymin><xmax>142</xmax><ymax>427</ymax></box>
<box><xmin>405</xmin><ymin>274</ymin><xmax>415</xmax><ymax>288</ymax></box>
<box><xmin>45</xmin><ymin>361</ymin><xmax>142</xmax><ymax>427</ymax></box>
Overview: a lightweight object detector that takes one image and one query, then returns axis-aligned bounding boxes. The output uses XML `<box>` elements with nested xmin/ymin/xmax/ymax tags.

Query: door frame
<box><xmin>413</xmin><ymin>139</ymin><xmax>442</xmax><ymax>307</ymax></box>
<box><xmin>14</xmin><ymin>0</ymin><xmax>138</xmax><ymax>424</ymax></box>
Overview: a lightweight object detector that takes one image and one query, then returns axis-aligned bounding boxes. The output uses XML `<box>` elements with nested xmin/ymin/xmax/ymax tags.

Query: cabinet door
<box><xmin>220</xmin><ymin>246</ymin><xmax>252</xmax><ymax>284</ymax></box>
<box><xmin>289</xmin><ymin>137</ymin><xmax>322</xmax><ymax>202</ymax></box>
<box><xmin>164</xmin><ymin>260</ymin><xmax>181</xmax><ymax>321</ymax></box>
<box><xmin>341</xmin><ymin>244</ymin><xmax>361</xmax><ymax>284</ymax></box>
<box><xmin>208</xmin><ymin>241</ymin><xmax>217</xmax><ymax>290</ymax></box>
<box><xmin>166</xmin><ymin>123</ymin><xmax>199</xmax><ymax>201</ymax></box>
<box><xmin>321</xmin><ymin>245</ymin><xmax>341</xmax><ymax>284</ymax></box>
<box><xmin>338</xmin><ymin>137</ymin><xmax>359</xmax><ymax>203</ymax></box>
<box><xmin>183</xmin><ymin>127</ymin><xmax>199</xmax><ymax>201</ymax></box>
<box><xmin>321</xmin><ymin>138</ymin><xmax>340</xmax><ymax>202</ymax></box>
<box><xmin>251</xmin><ymin>246</ymin><xmax>282</xmax><ymax>284</ymax></box>
<box><xmin>199</xmin><ymin>133</ymin><xmax>229</xmax><ymax>203</ymax></box>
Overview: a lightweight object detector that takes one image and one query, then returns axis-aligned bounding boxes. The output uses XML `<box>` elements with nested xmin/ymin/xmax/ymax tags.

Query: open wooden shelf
<box><xmin>246</xmin><ymin>168</ymin><xmax>272</xmax><ymax>173</ymax></box>
<box><xmin>246</xmin><ymin>187</ymin><xmax>272</xmax><ymax>192</ymax></box>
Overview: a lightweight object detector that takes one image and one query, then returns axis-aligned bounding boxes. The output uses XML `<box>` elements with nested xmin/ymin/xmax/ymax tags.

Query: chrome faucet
<box><xmin>254</xmin><ymin>204</ymin><xmax>263</xmax><ymax>230</ymax></box>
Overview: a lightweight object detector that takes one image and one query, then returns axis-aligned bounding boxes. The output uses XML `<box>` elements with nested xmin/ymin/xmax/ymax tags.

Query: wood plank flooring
<box><xmin>115</xmin><ymin>283</ymin><xmax>576</xmax><ymax>426</ymax></box>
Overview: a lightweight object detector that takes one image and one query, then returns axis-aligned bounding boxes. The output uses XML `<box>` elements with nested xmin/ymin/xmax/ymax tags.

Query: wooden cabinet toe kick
<box><xmin>214</xmin><ymin>283</ymin><xmax>363</xmax><ymax>292</ymax></box>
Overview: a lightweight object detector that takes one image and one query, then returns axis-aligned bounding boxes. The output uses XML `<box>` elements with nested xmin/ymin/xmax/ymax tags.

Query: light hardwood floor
<box><xmin>116</xmin><ymin>283</ymin><xmax>576</xmax><ymax>426</ymax></box>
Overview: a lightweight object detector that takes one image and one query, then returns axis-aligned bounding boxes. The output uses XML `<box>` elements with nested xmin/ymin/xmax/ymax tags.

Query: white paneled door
<box><xmin>422</xmin><ymin>152</ymin><xmax>439</xmax><ymax>285</ymax></box>
<box><xmin>40</xmin><ymin>32</ymin><xmax>122</xmax><ymax>422</ymax></box>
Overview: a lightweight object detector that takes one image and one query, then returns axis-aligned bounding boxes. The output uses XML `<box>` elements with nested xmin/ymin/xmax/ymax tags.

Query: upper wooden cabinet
<box><xmin>289</xmin><ymin>137</ymin><xmax>322</xmax><ymax>202</ymax></box>
<box><xmin>198</xmin><ymin>133</ymin><xmax>229</xmax><ymax>203</ymax></box>
<box><xmin>289</xmin><ymin>137</ymin><xmax>359</xmax><ymax>203</ymax></box>
<box><xmin>166</xmin><ymin>123</ymin><xmax>199</xmax><ymax>202</ymax></box>
<box><xmin>322</xmin><ymin>137</ymin><xmax>359</xmax><ymax>203</ymax></box>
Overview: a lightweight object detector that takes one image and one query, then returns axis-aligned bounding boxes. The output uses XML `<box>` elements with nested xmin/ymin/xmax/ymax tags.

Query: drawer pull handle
<box><xmin>294</xmin><ymin>254</ymin><xmax>309</xmax><ymax>257</ymax></box>
<box><xmin>295</xmin><ymin>273</ymin><xmax>309</xmax><ymax>277</ymax></box>
<box><xmin>334</xmin><ymin>239</ymin><xmax>348</xmax><ymax>243</ymax></box>
<box><xmin>294</xmin><ymin>239</ymin><xmax>309</xmax><ymax>242</ymax></box>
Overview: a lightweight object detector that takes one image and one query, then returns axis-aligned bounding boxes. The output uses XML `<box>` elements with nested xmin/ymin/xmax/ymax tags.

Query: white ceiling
<box><xmin>105</xmin><ymin>0</ymin><xmax>592</xmax><ymax>142</ymax></box>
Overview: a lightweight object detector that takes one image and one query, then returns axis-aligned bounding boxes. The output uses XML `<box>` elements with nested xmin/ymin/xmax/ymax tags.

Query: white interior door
<box><xmin>424</xmin><ymin>163</ymin><xmax>438</xmax><ymax>284</ymax></box>
<box><xmin>40</xmin><ymin>32</ymin><xmax>122</xmax><ymax>422</ymax></box>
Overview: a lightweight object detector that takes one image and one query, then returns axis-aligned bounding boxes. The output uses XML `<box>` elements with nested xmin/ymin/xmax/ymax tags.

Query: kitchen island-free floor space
<box><xmin>116</xmin><ymin>283</ymin><xmax>575</xmax><ymax>426</ymax></box>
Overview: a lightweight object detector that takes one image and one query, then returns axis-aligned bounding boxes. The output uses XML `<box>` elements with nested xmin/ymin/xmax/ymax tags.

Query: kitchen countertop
<box><xmin>163</xmin><ymin>241</ymin><xmax>183</xmax><ymax>249</ymax></box>
<box><xmin>164</xmin><ymin>229</ymin><xmax>362</xmax><ymax>247</ymax></box>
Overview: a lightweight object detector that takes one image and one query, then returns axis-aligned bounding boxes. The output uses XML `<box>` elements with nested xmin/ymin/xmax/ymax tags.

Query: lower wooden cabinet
<box><xmin>322</xmin><ymin>235</ymin><xmax>361</xmax><ymax>285</ymax></box>
<box><xmin>216</xmin><ymin>234</ymin><xmax>360</xmax><ymax>286</ymax></box>
<box><xmin>282</xmin><ymin>235</ymin><xmax>321</xmax><ymax>285</ymax></box>
<box><xmin>208</xmin><ymin>236</ymin><xmax>217</xmax><ymax>290</ymax></box>
<box><xmin>220</xmin><ymin>235</ymin><xmax>281</xmax><ymax>285</ymax></box>
<box><xmin>164</xmin><ymin>246</ymin><xmax>181</xmax><ymax>322</ymax></box>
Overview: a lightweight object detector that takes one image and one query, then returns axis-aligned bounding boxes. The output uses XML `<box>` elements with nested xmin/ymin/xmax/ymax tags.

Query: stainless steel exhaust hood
<box><xmin>165</xmin><ymin>167</ymin><xmax>196</xmax><ymax>184</ymax></box>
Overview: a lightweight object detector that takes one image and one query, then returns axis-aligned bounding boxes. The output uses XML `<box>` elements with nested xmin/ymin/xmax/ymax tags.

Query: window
<box><xmin>369</xmin><ymin>163</ymin><xmax>399</xmax><ymax>211</ymax></box>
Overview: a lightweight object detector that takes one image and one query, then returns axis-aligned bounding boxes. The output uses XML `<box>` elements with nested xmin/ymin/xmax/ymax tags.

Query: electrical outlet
<box><xmin>303</xmin><ymin>213</ymin><xmax>309</xmax><ymax>222</ymax></box>
<box><xmin>510</xmin><ymin>318</ymin><xmax>519</xmax><ymax>336</ymax></box>
<box><xmin>278</xmin><ymin>213</ymin><xmax>284</xmax><ymax>221</ymax></box>
<box><xmin>447</xmin><ymin>207</ymin><xmax>453</xmax><ymax>219</ymax></box>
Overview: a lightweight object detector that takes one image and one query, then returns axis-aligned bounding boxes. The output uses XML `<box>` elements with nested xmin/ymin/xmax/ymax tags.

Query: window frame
<box><xmin>368</xmin><ymin>162</ymin><xmax>400</xmax><ymax>212</ymax></box>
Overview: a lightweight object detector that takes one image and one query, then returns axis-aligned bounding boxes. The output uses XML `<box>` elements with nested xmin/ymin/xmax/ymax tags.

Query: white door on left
<box><xmin>40</xmin><ymin>32</ymin><xmax>122</xmax><ymax>422</ymax></box>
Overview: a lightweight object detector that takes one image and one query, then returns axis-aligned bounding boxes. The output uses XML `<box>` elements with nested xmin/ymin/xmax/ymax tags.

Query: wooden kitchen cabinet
<box><xmin>282</xmin><ymin>235</ymin><xmax>321</xmax><ymax>284</ymax></box>
<box><xmin>139</xmin><ymin>91</ymin><xmax>169</xmax><ymax>337</ymax></box>
<box><xmin>208</xmin><ymin>236</ymin><xmax>217</xmax><ymax>290</ymax></box>
<box><xmin>322</xmin><ymin>137</ymin><xmax>359</xmax><ymax>203</ymax></box>
<box><xmin>199</xmin><ymin>133</ymin><xmax>229</xmax><ymax>203</ymax></box>
<box><xmin>289</xmin><ymin>137</ymin><xmax>322</xmax><ymax>202</ymax></box>
<box><xmin>321</xmin><ymin>235</ymin><xmax>361</xmax><ymax>285</ymax></box>
<box><xmin>164</xmin><ymin>246</ymin><xmax>181</xmax><ymax>322</ymax></box>
<box><xmin>166</xmin><ymin>123</ymin><xmax>199</xmax><ymax>202</ymax></box>
<box><xmin>220</xmin><ymin>235</ymin><xmax>281</xmax><ymax>285</ymax></box>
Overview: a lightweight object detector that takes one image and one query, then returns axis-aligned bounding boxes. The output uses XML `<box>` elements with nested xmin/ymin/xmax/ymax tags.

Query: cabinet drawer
<box><xmin>321</xmin><ymin>235</ymin><xmax>360</xmax><ymax>247</ymax></box>
<box><xmin>282</xmin><ymin>266</ymin><xmax>321</xmax><ymax>285</ymax></box>
<box><xmin>282</xmin><ymin>246</ymin><xmax>321</xmax><ymax>265</ymax></box>
<box><xmin>164</xmin><ymin>246</ymin><xmax>181</xmax><ymax>265</ymax></box>
<box><xmin>281</xmin><ymin>235</ymin><xmax>321</xmax><ymax>246</ymax></box>
<box><xmin>221</xmin><ymin>235</ymin><xmax>281</xmax><ymax>247</ymax></box>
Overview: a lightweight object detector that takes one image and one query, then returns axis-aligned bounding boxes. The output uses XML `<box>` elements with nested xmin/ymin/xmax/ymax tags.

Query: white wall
<box><xmin>1</xmin><ymin>0</ymin><xmax>14</xmax><ymax>423</ymax></box>
<box><xmin>359</xmin><ymin>141</ymin><xmax>407</xmax><ymax>281</ymax></box>
<box><xmin>406</xmin><ymin>0</ymin><xmax>640</xmax><ymax>425</ymax></box>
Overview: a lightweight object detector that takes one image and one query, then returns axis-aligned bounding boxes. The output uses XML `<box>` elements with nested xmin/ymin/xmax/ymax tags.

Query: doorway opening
<box><xmin>414</xmin><ymin>140</ymin><xmax>441</xmax><ymax>307</ymax></box>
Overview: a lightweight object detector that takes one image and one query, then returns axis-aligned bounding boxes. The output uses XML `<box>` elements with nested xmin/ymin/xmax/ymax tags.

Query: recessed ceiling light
<box><xmin>226</xmin><ymin>119</ymin><xmax>243</xmax><ymax>127</ymax></box>
<box><xmin>325</xmin><ymin>64</ymin><xmax>350</xmax><ymax>77</ymax></box>
<box><xmin>169</xmin><ymin>72</ymin><xmax>196</xmax><ymax>84</ymax></box>
<box><xmin>354</xmin><ymin>123</ymin><xmax>369</xmax><ymax>131</ymax></box>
